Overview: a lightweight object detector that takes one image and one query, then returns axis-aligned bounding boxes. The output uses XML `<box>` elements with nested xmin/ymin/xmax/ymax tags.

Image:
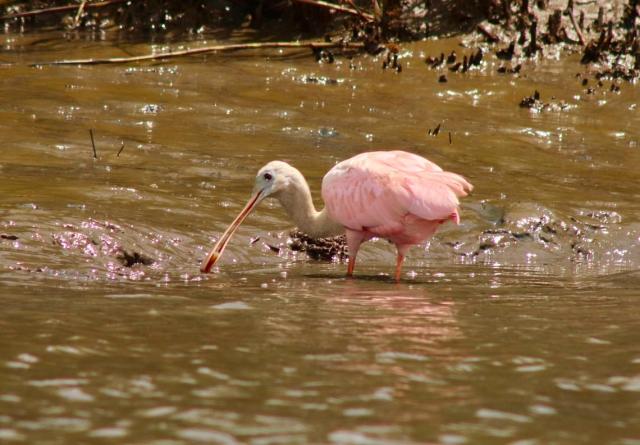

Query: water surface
<box><xmin>1</xmin><ymin>31</ymin><xmax>639</xmax><ymax>444</ymax></box>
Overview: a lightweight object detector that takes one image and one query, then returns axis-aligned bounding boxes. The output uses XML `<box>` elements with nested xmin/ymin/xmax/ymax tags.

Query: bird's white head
<box><xmin>252</xmin><ymin>160</ymin><xmax>302</xmax><ymax>201</ymax></box>
<box><xmin>200</xmin><ymin>160</ymin><xmax>302</xmax><ymax>273</ymax></box>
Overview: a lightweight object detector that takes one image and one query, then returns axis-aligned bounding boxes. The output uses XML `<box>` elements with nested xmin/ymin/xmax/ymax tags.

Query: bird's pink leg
<box><xmin>345</xmin><ymin>229</ymin><xmax>365</xmax><ymax>278</ymax></box>
<box><xmin>347</xmin><ymin>256</ymin><xmax>357</xmax><ymax>277</ymax></box>
<box><xmin>394</xmin><ymin>244</ymin><xmax>411</xmax><ymax>281</ymax></box>
<box><xmin>394</xmin><ymin>254</ymin><xmax>405</xmax><ymax>282</ymax></box>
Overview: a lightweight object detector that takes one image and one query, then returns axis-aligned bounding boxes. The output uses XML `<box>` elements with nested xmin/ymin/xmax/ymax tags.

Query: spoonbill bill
<box><xmin>201</xmin><ymin>150</ymin><xmax>473</xmax><ymax>280</ymax></box>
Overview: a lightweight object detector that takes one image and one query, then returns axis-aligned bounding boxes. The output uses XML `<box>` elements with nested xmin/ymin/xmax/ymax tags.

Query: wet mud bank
<box><xmin>3</xmin><ymin>1</ymin><xmax>639</xmax><ymax>83</ymax></box>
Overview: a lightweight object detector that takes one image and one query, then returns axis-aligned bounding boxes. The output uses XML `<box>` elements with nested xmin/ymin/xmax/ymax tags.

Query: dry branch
<box><xmin>292</xmin><ymin>0</ymin><xmax>374</xmax><ymax>21</ymax></box>
<box><xmin>72</xmin><ymin>0</ymin><xmax>88</xmax><ymax>29</ymax></box>
<box><xmin>34</xmin><ymin>40</ymin><xmax>365</xmax><ymax>66</ymax></box>
<box><xmin>340</xmin><ymin>0</ymin><xmax>372</xmax><ymax>21</ymax></box>
<box><xmin>0</xmin><ymin>0</ymin><xmax>127</xmax><ymax>21</ymax></box>
<box><xmin>566</xmin><ymin>0</ymin><xmax>586</xmax><ymax>47</ymax></box>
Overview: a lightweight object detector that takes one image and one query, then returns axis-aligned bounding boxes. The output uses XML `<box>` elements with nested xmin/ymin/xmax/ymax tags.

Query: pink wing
<box><xmin>321</xmin><ymin>151</ymin><xmax>472</xmax><ymax>232</ymax></box>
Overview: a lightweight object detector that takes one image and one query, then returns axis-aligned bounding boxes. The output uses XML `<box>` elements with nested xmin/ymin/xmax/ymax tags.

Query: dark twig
<box><xmin>566</xmin><ymin>0</ymin><xmax>586</xmax><ymax>47</ymax></box>
<box><xmin>116</xmin><ymin>141</ymin><xmax>124</xmax><ymax>157</ymax></box>
<box><xmin>291</xmin><ymin>0</ymin><xmax>374</xmax><ymax>21</ymax></box>
<box><xmin>34</xmin><ymin>41</ymin><xmax>365</xmax><ymax>66</ymax></box>
<box><xmin>340</xmin><ymin>0</ymin><xmax>373</xmax><ymax>22</ymax></box>
<box><xmin>1</xmin><ymin>0</ymin><xmax>127</xmax><ymax>21</ymax></box>
<box><xmin>89</xmin><ymin>129</ymin><xmax>97</xmax><ymax>159</ymax></box>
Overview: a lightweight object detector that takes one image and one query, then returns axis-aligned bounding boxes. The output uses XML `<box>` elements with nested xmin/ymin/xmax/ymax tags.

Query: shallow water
<box><xmin>1</xmin><ymin>31</ymin><xmax>639</xmax><ymax>444</ymax></box>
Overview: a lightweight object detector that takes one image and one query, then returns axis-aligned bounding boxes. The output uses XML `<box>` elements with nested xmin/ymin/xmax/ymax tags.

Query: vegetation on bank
<box><xmin>1</xmin><ymin>0</ymin><xmax>638</xmax><ymax>81</ymax></box>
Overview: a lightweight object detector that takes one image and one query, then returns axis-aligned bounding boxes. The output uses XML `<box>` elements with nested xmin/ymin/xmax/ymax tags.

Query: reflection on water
<box><xmin>2</xmin><ymin>271</ymin><xmax>639</xmax><ymax>444</ymax></box>
<box><xmin>1</xmin><ymin>31</ymin><xmax>639</xmax><ymax>444</ymax></box>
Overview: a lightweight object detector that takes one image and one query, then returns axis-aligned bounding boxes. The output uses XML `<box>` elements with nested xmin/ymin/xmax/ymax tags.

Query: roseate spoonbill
<box><xmin>201</xmin><ymin>150</ymin><xmax>472</xmax><ymax>280</ymax></box>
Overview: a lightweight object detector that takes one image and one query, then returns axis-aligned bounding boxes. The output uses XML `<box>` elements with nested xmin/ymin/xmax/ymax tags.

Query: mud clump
<box><xmin>116</xmin><ymin>249</ymin><xmax>154</xmax><ymax>267</ymax></box>
<box><xmin>519</xmin><ymin>89</ymin><xmax>572</xmax><ymax>112</ymax></box>
<box><xmin>289</xmin><ymin>230</ymin><xmax>347</xmax><ymax>261</ymax></box>
<box><xmin>452</xmin><ymin>210</ymin><xmax>625</xmax><ymax>263</ymax></box>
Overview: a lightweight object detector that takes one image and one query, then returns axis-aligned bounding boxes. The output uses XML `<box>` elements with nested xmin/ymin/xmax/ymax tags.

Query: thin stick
<box><xmin>72</xmin><ymin>0</ymin><xmax>88</xmax><ymax>29</ymax></box>
<box><xmin>89</xmin><ymin>129</ymin><xmax>97</xmax><ymax>159</ymax></box>
<box><xmin>35</xmin><ymin>40</ymin><xmax>365</xmax><ymax>66</ymax></box>
<box><xmin>292</xmin><ymin>0</ymin><xmax>374</xmax><ymax>21</ymax></box>
<box><xmin>1</xmin><ymin>0</ymin><xmax>127</xmax><ymax>21</ymax></box>
<box><xmin>116</xmin><ymin>142</ymin><xmax>124</xmax><ymax>157</ymax></box>
<box><xmin>567</xmin><ymin>0</ymin><xmax>586</xmax><ymax>47</ymax></box>
<box><xmin>340</xmin><ymin>0</ymin><xmax>373</xmax><ymax>22</ymax></box>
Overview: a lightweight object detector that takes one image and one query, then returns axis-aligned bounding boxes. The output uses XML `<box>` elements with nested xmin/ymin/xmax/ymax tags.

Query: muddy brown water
<box><xmin>1</xmin><ymin>31</ymin><xmax>640</xmax><ymax>444</ymax></box>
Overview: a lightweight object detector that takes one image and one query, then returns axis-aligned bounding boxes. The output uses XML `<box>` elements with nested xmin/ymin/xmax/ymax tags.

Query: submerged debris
<box><xmin>266</xmin><ymin>244</ymin><xmax>281</xmax><ymax>254</ymax></box>
<box><xmin>425</xmin><ymin>47</ymin><xmax>485</xmax><ymax>76</ymax></box>
<box><xmin>300</xmin><ymin>75</ymin><xmax>341</xmax><ymax>85</ymax></box>
<box><xmin>426</xmin><ymin>53</ymin><xmax>445</xmax><ymax>68</ymax></box>
<box><xmin>382</xmin><ymin>50</ymin><xmax>402</xmax><ymax>73</ymax></box>
<box><xmin>519</xmin><ymin>90</ymin><xmax>572</xmax><ymax>112</ymax></box>
<box><xmin>314</xmin><ymin>48</ymin><xmax>335</xmax><ymax>64</ymax></box>
<box><xmin>519</xmin><ymin>89</ymin><xmax>543</xmax><ymax>109</ymax></box>
<box><xmin>428</xmin><ymin>122</ymin><xmax>442</xmax><ymax>136</ymax></box>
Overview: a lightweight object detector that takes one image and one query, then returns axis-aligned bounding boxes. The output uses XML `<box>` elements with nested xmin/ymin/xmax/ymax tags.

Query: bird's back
<box><xmin>321</xmin><ymin>151</ymin><xmax>472</xmax><ymax>241</ymax></box>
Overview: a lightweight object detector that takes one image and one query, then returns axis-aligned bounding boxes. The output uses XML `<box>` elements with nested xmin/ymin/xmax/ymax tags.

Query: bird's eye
<box><xmin>263</xmin><ymin>173</ymin><xmax>273</xmax><ymax>181</ymax></box>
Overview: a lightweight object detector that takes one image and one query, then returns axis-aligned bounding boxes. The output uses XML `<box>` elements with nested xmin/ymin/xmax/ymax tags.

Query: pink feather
<box><xmin>322</xmin><ymin>150</ymin><xmax>472</xmax><ymax>234</ymax></box>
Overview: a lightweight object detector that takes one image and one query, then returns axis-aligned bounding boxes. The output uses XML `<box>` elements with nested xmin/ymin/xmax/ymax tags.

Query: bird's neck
<box><xmin>275</xmin><ymin>178</ymin><xmax>344</xmax><ymax>238</ymax></box>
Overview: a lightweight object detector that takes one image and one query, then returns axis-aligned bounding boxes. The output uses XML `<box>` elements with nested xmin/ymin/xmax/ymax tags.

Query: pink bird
<box><xmin>201</xmin><ymin>150</ymin><xmax>473</xmax><ymax>280</ymax></box>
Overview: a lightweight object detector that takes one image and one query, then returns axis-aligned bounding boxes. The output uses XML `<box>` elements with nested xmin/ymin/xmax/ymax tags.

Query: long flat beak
<box><xmin>200</xmin><ymin>190</ymin><xmax>263</xmax><ymax>273</ymax></box>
